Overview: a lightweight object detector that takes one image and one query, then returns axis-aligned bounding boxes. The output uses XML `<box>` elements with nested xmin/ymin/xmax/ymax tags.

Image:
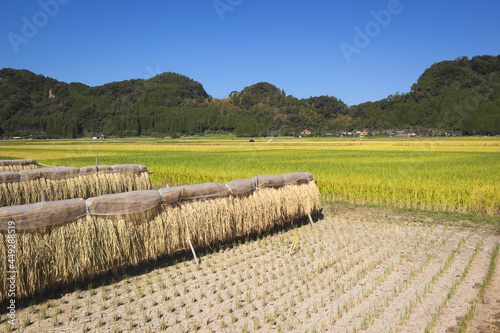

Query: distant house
<box><xmin>301</xmin><ymin>130</ymin><xmax>311</xmax><ymax>135</ymax></box>
<box><xmin>451</xmin><ymin>131</ymin><xmax>463</xmax><ymax>137</ymax></box>
<box><xmin>419</xmin><ymin>129</ymin><xmax>436</xmax><ymax>136</ymax></box>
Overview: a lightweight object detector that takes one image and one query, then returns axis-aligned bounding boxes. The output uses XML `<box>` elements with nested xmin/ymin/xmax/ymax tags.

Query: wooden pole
<box><xmin>308</xmin><ymin>213</ymin><xmax>314</xmax><ymax>226</ymax></box>
<box><xmin>188</xmin><ymin>238</ymin><xmax>200</xmax><ymax>265</ymax></box>
<box><xmin>40</xmin><ymin>190</ymin><xmax>47</xmax><ymax>202</ymax></box>
<box><xmin>184</xmin><ymin>220</ymin><xmax>200</xmax><ymax>264</ymax></box>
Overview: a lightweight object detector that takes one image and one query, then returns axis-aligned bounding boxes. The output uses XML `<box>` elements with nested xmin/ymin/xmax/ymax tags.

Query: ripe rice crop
<box><xmin>0</xmin><ymin>136</ymin><xmax>498</xmax><ymax>215</ymax></box>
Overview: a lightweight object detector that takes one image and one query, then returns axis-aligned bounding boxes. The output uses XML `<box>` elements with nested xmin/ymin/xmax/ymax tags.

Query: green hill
<box><xmin>0</xmin><ymin>55</ymin><xmax>498</xmax><ymax>138</ymax></box>
<box><xmin>0</xmin><ymin>69</ymin><xmax>211</xmax><ymax>138</ymax></box>
<box><xmin>349</xmin><ymin>55</ymin><xmax>500</xmax><ymax>135</ymax></box>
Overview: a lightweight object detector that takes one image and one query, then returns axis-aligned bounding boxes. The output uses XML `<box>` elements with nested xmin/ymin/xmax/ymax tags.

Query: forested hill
<box><xmin>0</xmin><ymin>69</ymin><xmax>211</xmax><ymax>138</ymax></box>
<box><xmin>1</xmin><ymin>55</ymin><xmax>499</xmax><ymax>138</ymax></box>
<box><xmin>349</xmin><ymin>55</ymin><xmax>500</xmax><ymax>135</ymax></box>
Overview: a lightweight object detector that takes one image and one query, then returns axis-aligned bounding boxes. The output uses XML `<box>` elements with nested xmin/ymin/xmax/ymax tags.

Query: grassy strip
<box><xmin>458</xmin><ymin>242</ymin><xmax>500</xmax><ymax>332</ymax></box>
<box><xmin>323</xmin><ymin>200</ymin><xmax>500</xmax><ymax>226</ymax></box>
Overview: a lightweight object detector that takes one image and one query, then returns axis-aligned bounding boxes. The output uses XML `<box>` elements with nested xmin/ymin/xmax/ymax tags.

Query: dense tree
<box><xmin>0</xmin><ymin>55</ymin><xmax>498</xmax><ymax>138</ymax></box>
<box><xmin>348</xmin><ymin>55</ymin><xmax>500</xmax><ymax>135</ymax></box>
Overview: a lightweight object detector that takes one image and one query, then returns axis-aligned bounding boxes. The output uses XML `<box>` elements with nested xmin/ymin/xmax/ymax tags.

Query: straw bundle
<box><xmin>0</xmin><ymin>169</ymin><xmax>152</xmax><ymax>207</ymax></box>
<box><xmin>0</xmin><ymin>159</ymin><xmax>37</xmax><ymax>172</ymax></box>
<box><xmin>0</xmin><ymin>182</ymin><xmax>320</xmax><ymax>300</ymax></box>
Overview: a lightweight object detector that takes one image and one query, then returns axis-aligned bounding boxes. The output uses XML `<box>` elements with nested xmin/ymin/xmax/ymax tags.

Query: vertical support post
<box><xmin>308</xmin><ymin>213</ymin><xmax>314</xmax><ymax>227</ymax></box>
<box><xmin>41</xmin><ymin>190</ymin><xmax>47</xmax><ymax>202</ymax></box>
<box><xmin>188</xmin><ymin>238</ymin><xmax>200</xmax><ymax>265</ymax></box>
<box><xmin>185</xmin><ymin>220</ymin><xmax>200</xmax><ymax>264</ymax></box>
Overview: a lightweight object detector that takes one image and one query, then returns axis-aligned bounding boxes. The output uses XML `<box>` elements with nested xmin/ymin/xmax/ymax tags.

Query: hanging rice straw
<box><xmin>0</xmin><ymin>166</ymin><xmax>152</xmax><ymax>207</ymax></box>
<box><xmin>0</xmin><ymin>159</ymin><xmax>38</xmax><ymax>172</ymax></box>
<box><xmin>0</xmin><ymin>181</ymin><xmax>320</xmax><ymax>301</ymax></box>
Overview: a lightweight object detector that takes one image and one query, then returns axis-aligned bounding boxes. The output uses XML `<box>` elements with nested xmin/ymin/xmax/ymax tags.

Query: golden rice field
<box><xmin>0</xmin><ymin>136</ymin><xmax>498</xmax><ymax>215</ymax></box>
<box><xmin>1</xmin><ymin>136</ymin><xmax>500</xmax><ymax>332</ymax></box>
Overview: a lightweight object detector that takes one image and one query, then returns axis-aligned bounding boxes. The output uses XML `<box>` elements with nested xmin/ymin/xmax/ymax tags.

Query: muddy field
<box><xmin>2</xmin><ymin>208</ymin><xmax>499</xmax><ymax>333</ymax></box>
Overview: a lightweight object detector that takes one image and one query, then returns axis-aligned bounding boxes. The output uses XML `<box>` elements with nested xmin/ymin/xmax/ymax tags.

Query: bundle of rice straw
<box><xmin>0</xmin><ymin>164</ymin><xmax>152</xmax><ymax>207</ymax></box>
<box><xmin>0</xmin><ymin>174</ymin><xmax>320</xmax><ymax>301</ymax></box>
<box><xmin>0</xmin><ymin>159</ymin><xmax>37</xmax><ymax>172</ymax></box>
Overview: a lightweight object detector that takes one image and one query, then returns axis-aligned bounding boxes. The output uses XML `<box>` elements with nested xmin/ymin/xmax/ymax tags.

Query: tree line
<box><xmin>0</xmin><ymin>55</ymin><xmax>498</xmax><ymax>138</ymax></box>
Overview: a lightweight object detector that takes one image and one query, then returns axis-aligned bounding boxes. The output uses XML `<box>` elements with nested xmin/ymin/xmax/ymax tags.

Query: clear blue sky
<box><xmin>1</xmin><ymin>0</ymin><xmax>499</xmax><ymax>106</ymax></box>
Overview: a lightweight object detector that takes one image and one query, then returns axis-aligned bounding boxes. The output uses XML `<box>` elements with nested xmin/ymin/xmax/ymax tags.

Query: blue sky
<box><xmin>1</xmin><ymin>0</ymin><xmax>499</xmax><ymax>106</ymax></box>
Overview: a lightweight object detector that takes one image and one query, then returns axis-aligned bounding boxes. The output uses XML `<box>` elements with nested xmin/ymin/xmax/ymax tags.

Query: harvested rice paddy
<box><xmin>2</xmin><ymin>206</ymin><xmax>499</xmax><ymax>332</ymax></box>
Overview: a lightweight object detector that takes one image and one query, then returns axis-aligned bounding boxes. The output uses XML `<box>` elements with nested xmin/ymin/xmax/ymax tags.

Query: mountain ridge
<box><xmin>1</xmin><ymin>55</ymin><xmax>499</xmax><ymax>138</ymax></box>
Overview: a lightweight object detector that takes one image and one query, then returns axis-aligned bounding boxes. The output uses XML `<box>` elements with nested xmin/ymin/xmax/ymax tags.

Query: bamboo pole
<box><xmin>188</xmin><ymin>238</ymin><xmax>200</xmax><ymax>265</ymax></box>
<box><xmin>308</xmin><ymin>213</ymin><xmax>314</xmax><ymax>226</ymax></box>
